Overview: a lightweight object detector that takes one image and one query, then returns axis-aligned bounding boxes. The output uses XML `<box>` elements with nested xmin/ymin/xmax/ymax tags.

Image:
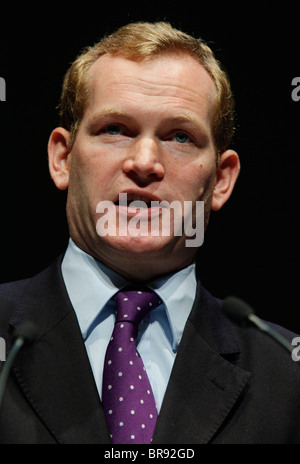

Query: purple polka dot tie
<box><xmin>102</xmin><ymin>287</ymin><xmax>161</xmax><ymax>444</ymax></box>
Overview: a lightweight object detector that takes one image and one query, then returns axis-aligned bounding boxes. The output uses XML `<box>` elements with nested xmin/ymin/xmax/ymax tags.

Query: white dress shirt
<box><xmin>61</xmin><ymin>238</ymin><xmax>197</xmax><ymax>412</ymax></box>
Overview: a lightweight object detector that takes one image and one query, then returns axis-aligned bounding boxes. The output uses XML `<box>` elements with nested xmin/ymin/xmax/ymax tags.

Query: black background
<box><xmin>0</xmin><ymin>4</ymin><xmax>299</xmax><ymax>332</ymax></box>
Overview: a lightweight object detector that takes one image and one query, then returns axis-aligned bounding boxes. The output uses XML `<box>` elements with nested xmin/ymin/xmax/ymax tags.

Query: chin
<box><xmin>89</xmin><ymin>232</ymin><xmax>197</xmax><ymax>281</ymax></box>
<box><xmin>105</xmin><ymin>234</ymin><xmax>176</xmax><ymax>255</ymax></box>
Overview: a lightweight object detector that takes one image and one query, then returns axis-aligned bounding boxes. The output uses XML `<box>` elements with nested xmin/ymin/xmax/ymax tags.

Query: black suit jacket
<box><xmin>0</xmin><ymin>256</ymin><xmax>299</xmax><ymax>444</ymax></box>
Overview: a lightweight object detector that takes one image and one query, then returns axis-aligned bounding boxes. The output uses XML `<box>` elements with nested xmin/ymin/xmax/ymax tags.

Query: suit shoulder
<box><xmin>0</xmin><ymin>256</ymin><xmax>64</xmax><ymax>325</ymax></box>
<box><xmin>0</xmin><ymin>256</ymin><xmax>62</xmax><ymax>296</ymax></box>
<box><xmin>196</xmin><ymin>284</ymin><xmax>300</xmax><ymax>378</ymax></box>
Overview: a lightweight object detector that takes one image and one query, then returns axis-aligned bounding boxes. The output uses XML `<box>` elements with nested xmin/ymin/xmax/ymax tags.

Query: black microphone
<box><xmin>0</xmin><ymin>322</ymin><xmax>38</xmax><ymax>410</ymax></box>
<box><xmin>223</xmin><ymin>296</ymin><xmax>293</xmax><ymax>354</ymax></box>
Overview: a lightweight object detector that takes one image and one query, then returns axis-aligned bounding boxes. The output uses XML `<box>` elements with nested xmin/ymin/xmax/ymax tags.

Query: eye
<box><xmin>173</xmin><ymin>132</ymin><xmax>192</xmax><ymax>144</ymax></box>
<box><xmin>105</xmin><ymin>124</ymin><xmax>122</xmax><ymax>135</ymax></box>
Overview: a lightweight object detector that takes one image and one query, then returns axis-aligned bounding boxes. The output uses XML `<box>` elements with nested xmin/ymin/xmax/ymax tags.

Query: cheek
<box><xmin>69</xmin><ymin>145</ymin><xmax>116</xmax><ymax>194</ymax></box>
<box><xmin>199</xmin><ymin>161</ymin><xmax>217</xmax><ymax>193</ymax></box>
<box><xmin>172</xmin><ymin>159</ymin><xmax>215</xmax><ymax>200</ymax></box>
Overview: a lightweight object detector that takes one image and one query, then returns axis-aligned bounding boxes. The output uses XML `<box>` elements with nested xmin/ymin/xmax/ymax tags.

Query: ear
<box><xmin>211</xmin><ymin>149</ymin><xmax>240</xmax><ymax>211</ymax></box>
<box><xmin>48</xmin><ymin>127</ymin><xmax>71</xmax><ymax>191</ymax></box>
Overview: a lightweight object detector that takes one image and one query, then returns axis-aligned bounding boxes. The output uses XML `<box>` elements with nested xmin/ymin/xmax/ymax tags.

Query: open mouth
<box><xmin>114</xmin><ymin>193</ymin><xmax>161</xmax><ymax>207</ymax></box>
<box><xmin>115</xmin><ymin>197</ymin><xmax>152</xmax><ymax>208</ymax></box>
<box><xmin>114</xmin><ymin>193</ymin><xmax>163</xmax><ymax>217</ymax></box>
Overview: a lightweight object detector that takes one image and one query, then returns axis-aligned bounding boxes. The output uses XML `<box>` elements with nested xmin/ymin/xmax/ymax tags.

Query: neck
<box><xmin>70</xmin><ymin>237</ymin><xmax>196</xmax><ymax>283</ymax></box>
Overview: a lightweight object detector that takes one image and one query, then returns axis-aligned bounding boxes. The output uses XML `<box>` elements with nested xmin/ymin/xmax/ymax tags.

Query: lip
<box><xmin>117</xmin><ymin>204</ymin><xmax>163</xmax><ymax>219</ymax></box>
<box><xmin>114</xmin><ymin>189</ymin><xmax>164</xmax><ymax>218</ymax></box>
<box><xmin>114</xmin><ymin>189</ymin><xmax>163</xmax><ymax>205</ymax></box>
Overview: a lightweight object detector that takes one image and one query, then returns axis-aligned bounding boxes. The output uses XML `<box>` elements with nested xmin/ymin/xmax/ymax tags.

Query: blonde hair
<box><xmin>59</xmin><ymin>22</ymin><xmax>235</xmax><ymax>156</ymax></box>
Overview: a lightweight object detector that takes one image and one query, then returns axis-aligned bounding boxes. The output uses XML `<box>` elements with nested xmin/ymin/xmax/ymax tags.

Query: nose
<box><xmin>122</xmin><ymin>137</ymin><xmax>164</xmax><ymax>186</ymax></box>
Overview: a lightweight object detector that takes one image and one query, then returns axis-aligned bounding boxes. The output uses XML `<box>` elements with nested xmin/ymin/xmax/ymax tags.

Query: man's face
<box><xmin>49</xmin><ymin>52</ymin><xmax>238</xmax><ymax>280</ymax></box>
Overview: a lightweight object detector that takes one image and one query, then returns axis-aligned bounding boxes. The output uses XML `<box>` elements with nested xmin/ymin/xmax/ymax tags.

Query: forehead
<box><xmin>84</xmin><ymin>52</ymin><xmax>216</xmax><ymax>123</ymax></box>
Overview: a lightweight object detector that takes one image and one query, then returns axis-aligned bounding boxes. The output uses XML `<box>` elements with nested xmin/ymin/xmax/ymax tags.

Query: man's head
<box><xmin>48</xmin><ymin>22</ymin><xmax>240</xmax><ymax>281</ymax></box>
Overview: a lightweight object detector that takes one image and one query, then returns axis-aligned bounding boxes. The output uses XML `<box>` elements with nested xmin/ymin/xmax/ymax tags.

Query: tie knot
<box><xmin>115</xmin><ymin>287</ymin><xmax>161</xmax><ymax>326</ymax></box>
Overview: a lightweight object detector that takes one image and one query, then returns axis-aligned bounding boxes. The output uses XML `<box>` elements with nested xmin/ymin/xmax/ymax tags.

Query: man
<box><xmin>0</xmin><ymin>22</ymin><xmax>299</xmax><ymax>444</ymax></box>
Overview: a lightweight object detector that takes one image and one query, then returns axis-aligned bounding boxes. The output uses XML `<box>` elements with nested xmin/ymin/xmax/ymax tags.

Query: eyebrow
<box><xmin>166</xmin><ymin>113</ymin><xmax>209</xmax><ymax>133</ymax></box>
<box><xmin>87</xmin><ymin>107</ymin><xmax>134</xmax><ymax>128</ymax></box>
<box><xmin>87</xmin><ymin>106</ymin><xmax>210</xmax><ymax>138</ymax></box>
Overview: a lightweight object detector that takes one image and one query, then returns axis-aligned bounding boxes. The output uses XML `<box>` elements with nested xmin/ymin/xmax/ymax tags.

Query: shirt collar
<box><xmin>61</xmin><ymin>238</ymin><xmax>196</xmax><ymax>351</ymax></box>
<box><xmin>61</xmin><ymin>239</ymin><xmax>128</xmax><ymax>337</ymax></box>
<box><xmin>148</xmin><ymin>265</ymin><xmax>196</xmax><ymax>351</ymax></box>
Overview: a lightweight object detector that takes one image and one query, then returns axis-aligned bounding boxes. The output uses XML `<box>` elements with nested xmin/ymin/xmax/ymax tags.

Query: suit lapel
<box><xmin>9</xmin><ymin>257</ymin><xmax>111</xmax><ymax>444</ymax></box>
<box><xmin>153</xmin><ymin>283</ymin><xmax>251</xmax><ymax>444</ymax></box>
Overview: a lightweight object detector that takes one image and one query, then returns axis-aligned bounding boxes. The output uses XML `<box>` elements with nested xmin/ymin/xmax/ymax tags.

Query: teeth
<box><xmin>126</xmin><ymin>195</ymin><xmax>152</xmax><ymax>203</ymax></box>
<box><xmin>115</xmin><ymin>194</ymin><xmax>154</xmax><ymax>206</ymax></box>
